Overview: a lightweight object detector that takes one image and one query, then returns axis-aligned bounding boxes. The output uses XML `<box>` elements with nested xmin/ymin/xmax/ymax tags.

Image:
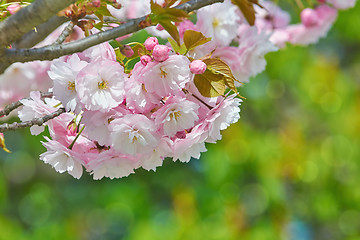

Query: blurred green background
<box><xmin>1</xmin><ymin>4</ymin><xmax>360</xmax><ymax>240</ymax></box>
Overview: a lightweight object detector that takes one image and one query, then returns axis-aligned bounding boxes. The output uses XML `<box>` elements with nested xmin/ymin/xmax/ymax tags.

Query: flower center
<box><xmin>127</xmin><ymin>128</ymin><xmax>140</xmax><ymax>144</ymax></box>
<box><xmin>213</xmin><ymin>18</ymin><xmax>219</xmax><ymax>28</ymax></box>
<box><xmin>98</xmin><ymin>79</ymin><xmax>108</xmax><ymax>90</ymax></box>
<box><xmin>68</xmin><ymin>81</ymin><xmax>75</xmax><ymax>92</ymax></box>
<box><xmin>160</xmin><ymin>68</ymin><xmax>167</xmax><ymax>78</ymax></box>
<box><xmin>170</xmin><ymin>110</ymin><xmax>181</xmax><ymax>121</ymax></box>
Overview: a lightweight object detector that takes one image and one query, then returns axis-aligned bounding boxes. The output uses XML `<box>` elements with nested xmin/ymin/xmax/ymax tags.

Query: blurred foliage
<box><xmin>1</xmin><ymin>3</ymin><xmax>360</xmax><ymax>240</ymax></box>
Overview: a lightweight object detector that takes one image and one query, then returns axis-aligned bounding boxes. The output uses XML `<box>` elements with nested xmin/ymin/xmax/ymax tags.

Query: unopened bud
<box><xmin>301</xmin><ymin>8</ymin><xmax>318</xmax><ymax>28</ymax></box>
<box><xmin>121</xmin><ymin>45</ymin><xmax>134</xmax><ymax>58</ymax></box>
<box><xmin>7</xmin><ymin>3</ymin><xmax>21</xmax><ymax>15</ymax></box>
<box><xmin>190</xmin><ymin>60</ymin><xmax>207</xmax><ymax>74</ymax></box>
<box><xmin>144</xmin><ymin>37</ymin><xmax>159</xmax><ymax>51</ymax></box>
<box><xmin>64</xmin><ymin>10</ymin><xmax>73</xmax><ymax>18</ymax></box>
<box><xmin>140</xmin><ymin>55</ymin><xmax>152</xmax><ymax>66</ymax></box>
<box><xmin>92</xmin><ymin>0</ymin><xmax>101</xmax><ymax>8</ymax></box>
<box><xmin>156</xmin><ymin>24</ymin><xmax>164</xmax><ymax>31</ymax></box>
<box><xmin>67</xmin><ymin>121</ymin><xmax>77</xmax><ymax>136</ymax></box>
<box><xmin>152</xmin><ymin>45</ymin><xmax>170</xmax><ymax>62</ymax></box>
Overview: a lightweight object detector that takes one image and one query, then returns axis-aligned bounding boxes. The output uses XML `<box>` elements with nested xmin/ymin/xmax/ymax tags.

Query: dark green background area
<box><xmin>1</xmin><ymin>3</ymin><xmax>360</xmax><ymax>240</ymax></box>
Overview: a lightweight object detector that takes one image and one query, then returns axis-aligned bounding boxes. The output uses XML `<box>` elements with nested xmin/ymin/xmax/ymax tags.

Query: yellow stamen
<box><xmin>160</xmin><ymin>68</ymin><xmax>167</xmax><ymax>78</ymax></box>
<box><xmin>68</xmin><ymin>81</ymin><xmax>75</xmax><ymax>92</ymax></box>
<box><xmin>213</xmin><ymin>18</ymin><xmax>219</xmax><ymax>28</ymax></box>
<box><xmin>98</xmin><ymin>79</ymin><xmax>108</xmax><ymax>90</ymax></box>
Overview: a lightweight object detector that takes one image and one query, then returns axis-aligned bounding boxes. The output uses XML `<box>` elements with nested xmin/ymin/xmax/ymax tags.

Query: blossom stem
<box><xmin>68</xmin><ymin>125</ymin><xmax>85</xmax><ymax>150</ymax></box>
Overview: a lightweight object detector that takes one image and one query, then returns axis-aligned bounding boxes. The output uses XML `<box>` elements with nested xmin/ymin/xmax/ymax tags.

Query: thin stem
<box><xmin>0</xmin><ymin>107</ymin><xmax>65</xmax><ymax>132</ymax></box>
<box><xmin>68</xmin><ymin>125</ymin><xmax>85</xmax><ymax>150</ymax></box>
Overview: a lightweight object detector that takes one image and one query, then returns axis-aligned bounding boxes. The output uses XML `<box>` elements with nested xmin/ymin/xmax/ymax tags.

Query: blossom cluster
<box><xmin>21</xmin><ymin>41</ymin><xmax>241</xmax><ymax>179</ymax></box>
<box><xmin>0</xmin><ymin>0</ymin><xmax>357</xmax><ymax>179</ymax></box>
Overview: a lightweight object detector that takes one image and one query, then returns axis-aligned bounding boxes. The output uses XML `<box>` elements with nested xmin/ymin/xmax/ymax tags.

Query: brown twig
<box><xmin>0</xmin><ymin>92</ymin><xmax>53</xmax><ymax>117</ymax></box>
<box><xmin>53</xmin><ymin>21</ymin><xmax>75</xmax><ymax>45</ymax></box>
<box><xmin>0</xmin><ymin>107</ymin><xmax>65</xmax><ymax>132</ymax></box>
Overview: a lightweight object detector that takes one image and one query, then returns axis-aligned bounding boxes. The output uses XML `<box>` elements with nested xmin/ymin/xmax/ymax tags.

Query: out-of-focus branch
<box><xmin>3</xmin><ymin>0</ymin><xmax>224</xmax><ymax>64</ymax></box>
<box><xmin>0</xmin><ymin>0</ymin><xmax>77</xmax><ymax>48</ymax></box>
<box><xmin>12</xmin><ymin>16</ymin><xmax>68</xmax><ymax>48</ymax></box>
<box><xmin>0</xmin><ymin>107</ymin><xmax>65</xmax><ymax>133</ymax></box>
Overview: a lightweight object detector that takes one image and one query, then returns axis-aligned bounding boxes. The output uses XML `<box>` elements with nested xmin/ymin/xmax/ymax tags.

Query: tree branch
<box><xmin>0</xmin><ymin>107</ymin><xmax>65</xmax><ymax>132</ymax></box>
<box><xmin>3</xmin><ymin>0</ymin><xmax>224</xmax><ymax>64</ymax></box>
<box><xmin>0</xmin><ymin>0</ymin><xmax>76</xmax><ymax>48</ymax></box>
<box><xmin>12</xmin><ymin>16</ymin><xmax>68</xmax><ymax>48</ymax></box>
<box><xmin>53</xmin><ymin>21</ymin><xmax>75</xmax><ymax>45</ymax></box>
<box><xmin>0</xmin><ymin>92</ymin><xmax>53</xmax><ymax>118</ymax></box>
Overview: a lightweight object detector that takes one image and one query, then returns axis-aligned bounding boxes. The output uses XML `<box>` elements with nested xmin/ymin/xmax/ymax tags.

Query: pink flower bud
<box><xmin>144</xmin><ymin>37</ymin><xmax>159</xmax><ymax>51</ymax></box>
<box><xmin>156</xmin><ymin>24</ymin><xmax>164</xmax><ymax>31</ymax></box>
<box><xmin>152</xmin><ymin>45</ymin><xmax>171</xmax><ymax>62</ymax></box>
<box><xmin>189</xmin><ymin>60</ymin><xmax>207</xmax><ymax>74</ymax></box>
<box><xmin>301</xmin><ymin>8</ymin><xmax>318</xmax><ymax>28</ymax></box>
<box><xmin>140</xmin><ymin>55</ymin><xmax>152</xmax><ymax>66</ymax></box>
<box><xmin>67</xmin><ymin>121</ymin><xmax>77</xmax><ymax>136</ymax></box>
<box><xmin>7</xmin><ymin>3</ymin><xmax>21</xmax><ymax>15</ymax></box>
<box><xmin>92</xmin><ymin>0</ymin><xmax>101</xmax><ymax>8</ymax></box>
<box><xmin>121</xmin><ymin>45</ymin><xmax>134</xmax><ymax>58</ymax></box>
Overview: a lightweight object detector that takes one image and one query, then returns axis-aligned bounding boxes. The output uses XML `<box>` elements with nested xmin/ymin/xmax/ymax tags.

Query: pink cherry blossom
<box><xmin>172</xmin><ymin>124</ymin><xmax>208</xmax><ymax>163</ymax></box>
<box><xmin>327</xmin><ymin>0</ymin><xmax>357</xmax><ymax>9</ymax></box>
<box><xmin>203</xmin><ymin>95</ymin><xmax>242</xmax><ymax>143</ymax></box>
<box><xmin>152</xmin><ymin>96</ymin><xmax>200</xmax><ymax>137</ymax></box>
<box><xmin>87</xmin><ymin>149</ymin><xmax>138</xmax><ymax>180</ymax></box>
<box><xmin>196</xmin><ymin>0</ymin><xmax>240</xmax><ymax>46</ymax></box>
<box><xmin>142</xmin><ymin>55</ymin><xmax>192</xmax><ymax>97</ymax></box>
<box><xmin>76</xmin><ymin>60</ymin><xmax>126</xmax><ymax>112</ymax></box>
<box><xmin>48</xmin><ymin>54</ymin><xmax>88</xmax><ymax>113</ymax></box>
<box><xmin>287</xmin><ymin>5</ymin><xmax>338</xmax><ymax>45</ymax></box>
<box><xmin>213</xmin><ymin>26</ymin><xmax>277</xmax><ymax>83</ymax></box>
<box><xmin>40</xmin><ymin>137</ymin><xmax>84</xmax><ymax>179</ymax></box>
<box><xmin>109</xmin><ymin>114</ymin><xmax>159</xmax><ymax>155</ymax></box>
<box><xmin>18</xmin><ymin>91</ymin><xmax>61</xmax><ymax>135</ymax></box>
<box><xmin>136</xmin><ymin>137</ymin><xmax>172</xmax><ymax>171</ymax></box>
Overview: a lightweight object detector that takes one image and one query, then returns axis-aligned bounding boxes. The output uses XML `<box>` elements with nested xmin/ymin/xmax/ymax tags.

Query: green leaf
<box><xmin>127</xmin><ymin>43</ymin><xmax>145</xmax><ymax>60</ymax></box>
<box><xmin>231</xmin><ymin>0</ymin><xmax>256</xmax><ymax>25</ymax></box>
<box><xmin>96</xmin><ymin>5</ymin><xmax>113</xmax><ymax>17</ymax></box>
<box><xmin>93</xmin><ymin>22</ymin><xmax>104</xmax><ymax>31</ymax></box>
<box><xmin>114</xmin><ymin>48</ymin><xmax>125</xmax><ymax>61</ymax></box>
<box><xmin>203</xmin><ymin>58</ymin><xmax>239</xmax><ymax>94</ymax></box>
<box><xmin>183</xmin><ymin>30</ymin><xmax>211</xmax><ymax>51</ymax></box>
<box><xmin>165</xmin><ymin>0</ymin><xmax>178</xmax><ymax>7</ymax></box>
<box><xmin>150</xmin><ymin>0</ymin><xmax>165</xmax><ymax>15</ymax></box>
<box><xmin>150</xmin><ymin>1</ymin><xmax>189</xmax><ymax>23</ymax></box>
<box><xmin>159</xmin><ymin>20</ymin><xmax>180</xmax><ymax>45</ymax></box>
<box><xmin>168</xmin><ymin>37</ymin><xmax>187</xmax><ymax>54</ymax></box>
<box><xmin>194</xmin><ymin>69</ymin><xmax>226</xmax><ymax>98</ymax></box>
